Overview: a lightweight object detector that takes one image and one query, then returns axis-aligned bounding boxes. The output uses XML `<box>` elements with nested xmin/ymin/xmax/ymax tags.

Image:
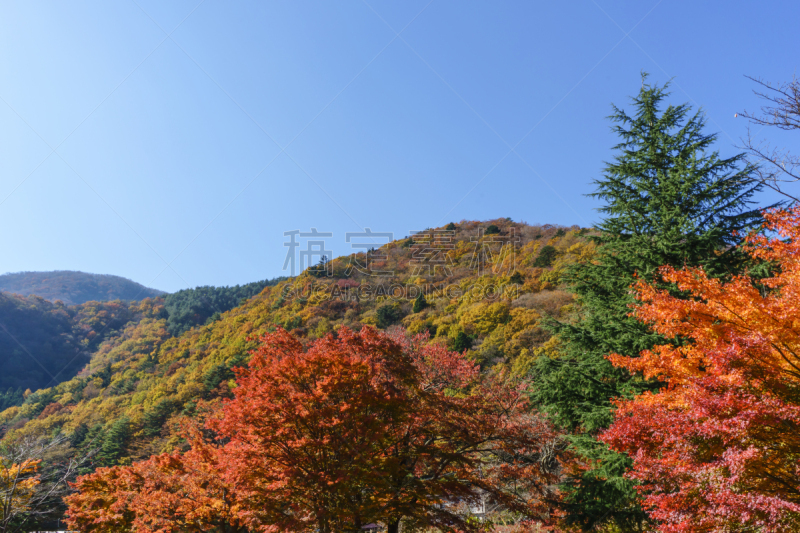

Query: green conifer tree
<box><xmin>450</xmin><ymin>331</ymin><xmax>472</xmax><ymax>353</ymax></box>
<box><xmin>97</xmin><ymin>416</ymin><xmax>130</xmax><ymax>466</ymax></box>
<box><xmin>142</xmin><ymin>398</ymin><xmax>178</xmax><ymax>437</ymax></box>
<box><xmin>412</xmin><ymin>293</ymin><xmax>428</xmax><ymax>313</ymax></box>
<box><xmin>532</xmin><ymin>245</ymin><xmax>557</xmax><ymax>268</ymax></box>
<box><xmin>96</xmin><ymin>364</ymin><xmax>112</xmax><ymax>388</ymax></box>
<box><xmin>532</xmin><ymin>76</ymin><xmax>768</xmax><ymax>531</ymax></box>
<box><xmin>376</xmin><ymin>303</ymin><xmax>404</xmax><ymax>329</ymax></box>
<box><xmin>508</xmin><ymin>271</ymin><xmax>524</xmax><ymax>285</ymax></box>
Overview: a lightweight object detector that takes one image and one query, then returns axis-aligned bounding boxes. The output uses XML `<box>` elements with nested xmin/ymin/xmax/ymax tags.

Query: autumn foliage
<box><xmin>602</xmin><ymin>208</ymin><xmax>800</xmax><ymax>531</ymax></box>
<box><xmin>66</xmin><ymin>326</ymin><xmax>560</xmax><ymax>533</ymax></box>
<box><xmin>0</xmin><ymin>221</ymin><xmax>583</xmax><ymax>468</ymax></box>
<box><xmin>0</xmin><ymin>459</ymin><xmax>40</xmax><ymax>524</ymax></box>
<box><xmin>65</xmin><ymin>440</ymin><xmax>243</xmax><ymax>533</ymax></box>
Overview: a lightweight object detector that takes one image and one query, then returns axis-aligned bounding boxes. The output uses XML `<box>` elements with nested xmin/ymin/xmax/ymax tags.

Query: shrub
<box><xmin>512</xmin><ymin>290</ymin><xmax>573</xmax><ymax>317</ymax></box>
<box><xmin>533</xmin><ymin>245</ymin><xmax>557</xmax><ymax>268</ymax></box>
<box><xmin>376</xmin><ymin>303</ymin><xmax>404</xmax><ymax>329</ymax></box>
<box><xmin>450</xmin><ymin>331</ymin><xmax>473</xmax><ymax>353</ymax></box>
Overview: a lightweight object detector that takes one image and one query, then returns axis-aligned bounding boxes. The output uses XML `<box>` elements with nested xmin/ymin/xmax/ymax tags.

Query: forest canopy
<box><xmin>163</xmin><ymin>277</ymin><xmax>287</xmax><ymax>336</ymax></box>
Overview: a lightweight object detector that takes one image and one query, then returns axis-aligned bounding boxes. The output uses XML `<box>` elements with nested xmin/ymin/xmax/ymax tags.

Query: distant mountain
<box><xmin>0</xmin><ymin>271</ymin><xmax>164</xmax><ymax>305</ymax></box>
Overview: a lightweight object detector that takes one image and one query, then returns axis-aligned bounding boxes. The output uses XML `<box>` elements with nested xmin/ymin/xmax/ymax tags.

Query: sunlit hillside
<box><xmin>0</xmin><ymin>219</ymin><xmax>594</xmax><ymax>466</ymax></box>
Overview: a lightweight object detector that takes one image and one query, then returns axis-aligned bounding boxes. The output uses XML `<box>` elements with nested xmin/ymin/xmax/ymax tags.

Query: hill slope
<box><xmin>0</xmin><ymin>294</ymin><xmax>160</xmax><ymax>398</ymax></box>
<box><xmin>163</xmin><ymin>277</ymin><xmax>287</xmax><ymax>336</ymax></box>
<box><xmin>0</xmin><ymin>271</ymin><xmax>164</xmax><ymax>305</ymax></box>
<box><xmin>0</xmin><ymin>277</ymin><xmax>285</xmax><ymax>413</ymax></box>
<box><xmin>0</xmin><ymin>219</ymin><xmax>593</xmax><ymax>466</ymax></box>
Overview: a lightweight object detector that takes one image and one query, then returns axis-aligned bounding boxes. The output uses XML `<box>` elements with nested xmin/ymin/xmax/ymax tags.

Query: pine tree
<box><xmin>451</xmin><ymin>331</ymin><xmax>472</xmax><ymax>353</ymax></box>
<box><xmin>70</xmin><ymin>423</ymin><xmax>89</xmax><ymax>448</ymax></box>
<box><xmin>532</xmin><ymin>76</ymin><xmax>768</xmax><ymax>531</ymax></box>
<box><xmin>412</xmin><ymin>293</ymin><xmax>428</xmax><ymax>313</ymax></box>
<box><xmin>309</xmin><ymin>255</ymin><xmax>330</xmax><ymax>278</ymax></box>
<box><xmin>142</xmin><ymin>399</ymin><xmax>178</xmax><ymax>437</ymax></box>
<box><xmin>96</xmin><ymin>364</ymin><xmax>112</xmax><ymax>388</ymax></box>
<box><xmin>376</xmin><ymin>303</ymin><xmax>403</xmax><ymax>329</ymax></box>
<box><xmin>98</xmin><ymin>416</ymin><xmax>131</xmax><ymax>466</ymax></box>
<box><xmin>532</xmin><ymin>245</ymin><xmax>557</xmax><ymax>268</ymax></box>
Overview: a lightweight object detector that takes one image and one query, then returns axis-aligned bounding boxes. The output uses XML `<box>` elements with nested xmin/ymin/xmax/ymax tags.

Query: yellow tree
<box><xmin>0</xmin><ymin>459</ymin><xmax>40</xmax><ymax>526</ymax></box>
<box><xmin>0</xmin><ymin>434</ymin><xmax>89</xmax><ymax>533</ymax></box>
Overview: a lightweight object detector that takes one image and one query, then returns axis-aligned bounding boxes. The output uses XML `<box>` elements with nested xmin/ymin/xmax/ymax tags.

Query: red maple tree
<box><xmin>601</xmin><ymin>207</ymin><xmax>800</xmax><ymax>532</ymax></box>
<box><xmin>65</xmin><ymin>434</ymin><xmax>244</xmax><ymax>533</ymax></box>
<box><xmin>66</xmin><ymin>326</ymin><xmax>561</xmax><ymax>532</ymax></box>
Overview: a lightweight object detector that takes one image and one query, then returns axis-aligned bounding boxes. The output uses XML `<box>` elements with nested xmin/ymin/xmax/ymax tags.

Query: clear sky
<box><xmin>1</xmin><ymin>0</ymin><xmax>797</xmax><ymax>292</ymax></box>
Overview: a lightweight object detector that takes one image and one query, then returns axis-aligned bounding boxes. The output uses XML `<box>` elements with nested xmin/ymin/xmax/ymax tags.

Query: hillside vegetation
<box><xmin>0</xmin><ymin>294</ymin><xmax>156</xmax><ymax>395</ymax></box>
<box><xmin>164</xmin><ymin>277</ymin><xmax>287</xmax><ymax>336</ymax></box>
<box><xmin>0</xmin><ymin>276</ymin><xmax>285</xmax><ymax>415</ymax></box>
<box><xmin>0</xmin><ymin>220</ymin><xmax>591</xmax><ymax>466</ymax></box>
<box><xmin>0</xmin><ymin>271</ymin><xmax>164</xmax><ymax>305</ymax></box>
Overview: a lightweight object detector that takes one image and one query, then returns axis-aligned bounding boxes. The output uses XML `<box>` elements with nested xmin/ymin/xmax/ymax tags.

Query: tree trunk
<box><xmin>386</xmin><ymin>517</ymin><xmax>401</xmax><ymax>533</ymax></box>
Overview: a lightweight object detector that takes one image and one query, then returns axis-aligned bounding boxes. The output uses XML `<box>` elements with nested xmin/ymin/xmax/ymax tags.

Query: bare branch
<box><xmin>740</xmin><ymin>75</ymin><xmax>800</xmax><ymax>131</ymax></box>
<box><xmin>737</xmin><ymin>75</ymin><xmax>800</xmax><ymax>203</ymax></box>
<box><xmin>0</xmin><ymin>434</ymin><xmax>96</xmax><ymax>533</ymax></box>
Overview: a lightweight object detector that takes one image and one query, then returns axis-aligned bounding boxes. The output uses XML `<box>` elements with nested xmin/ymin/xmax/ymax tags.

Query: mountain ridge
<box><xmin>0</xmin><ymin>271</ymin><xmax>165</xmax><ymax>305</ymax></box>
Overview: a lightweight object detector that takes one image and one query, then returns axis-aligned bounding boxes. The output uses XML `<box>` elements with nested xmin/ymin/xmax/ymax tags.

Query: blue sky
<box><xmin>0</xmin><ymin>0</ymin><xmax>797</xmax><ymax>292</ymax></box>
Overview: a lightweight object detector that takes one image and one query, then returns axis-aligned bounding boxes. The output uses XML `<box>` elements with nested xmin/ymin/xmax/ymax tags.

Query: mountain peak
<box><xmin>0</xmin><ymin>270</ymin><xmax>164</xmax><ymax>305</ymax></box>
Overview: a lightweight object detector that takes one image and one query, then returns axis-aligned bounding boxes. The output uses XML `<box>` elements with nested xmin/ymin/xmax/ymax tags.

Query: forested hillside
<box><xmin>0</xmin><ymin>276</ymin><xmax>286</xmax><ymax>417</ymax></box>
<box><xmin>0</xmin><ymin>220</ymin><xmax>588</xmax><ymax>467</ymax></box>
<box><xmin>0</xmin><ymin>271</ymin><xmax>164</xmax><ymax>305</ymax></box>
<box><xmin>0</xmin><ymin>294</ymin><xmax>157</xmax><ymax>396</ymax></box>
<box><xmin>164</xmin><ymin>277</ymin><xmax>287</xmax><ymax>336</ymax></box>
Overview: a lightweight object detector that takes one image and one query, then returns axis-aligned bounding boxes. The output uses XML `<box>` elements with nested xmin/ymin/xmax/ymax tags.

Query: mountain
<box><xmin>0</xmin><ymin>219</ymin><xmax>593</xmax><ymax>465</ymax></box>
<box><xmin>0</xmin><ymin>293</ymin><xmax>160</xmax><ymax>401</ymax></box>
<box><xmin>0</xmin><ymin>271</ymin><xmax>164</xmax><ymax>305</ymax></box>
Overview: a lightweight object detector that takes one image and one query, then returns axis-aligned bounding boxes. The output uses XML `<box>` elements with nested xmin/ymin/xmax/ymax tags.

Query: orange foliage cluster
<box><xmin>65</xmin><ymin>441</ymin><xmax>243</xmax><ymax>533</ymax></box>
<box><xmin>602</xmin><ymin>208</ymin><xmax>800</xmax><ymax>531</ymax></box>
